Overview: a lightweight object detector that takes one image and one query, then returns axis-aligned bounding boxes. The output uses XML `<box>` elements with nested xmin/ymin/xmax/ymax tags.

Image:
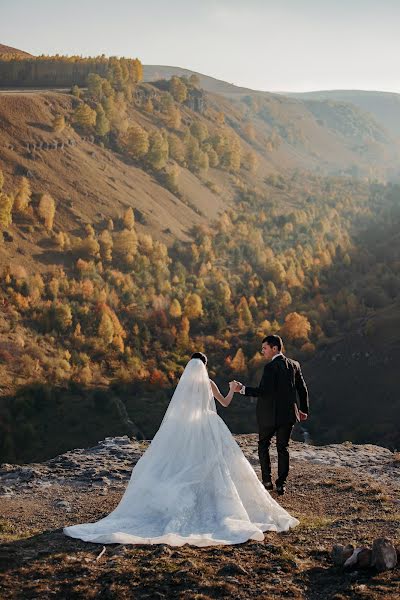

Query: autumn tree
<box><xmin>0</xmin><ymin>192</ymin><xmax>13</xmax><ymax>229</ymax></box>
<box><xmin>165</xmin><ymin>105</ymin><xmax>181</xmax><ymax>129</ymax></box>
<box><xmin>73</xmin><ymin>103</ymin><xmax>96</xmax><ymax>130</ymax></box>
<box><xmin>113</xmin><ymin>228</ymin><xmax>138</xmax><ymax>266</ymax></box>
<box><xmin>169</xmin><ymin>298</ymin><xmax>182</xmax><ymax>318</ymax></box>
<box><xmin>38</xmin><ymin>193</ymin><xmax>56</xmax><ymax>230</ymax></box>
<box><xmin>147</xmin><ymin>131</ymin><xmax>169</xmax><ymax>170</ymax></box>
<box><xmin>207</xmin><ymin>148</ymin><xmax>219</xmax><ymax>167</ymax></box>
<box><xmin>95</xmin><ymin>104</ymin><xmax>110</xmax><ymax>137</ymax></box>
<box><xmin>71</xmin><ymin>84</ymin><xmax>81</xmax><ymax>98</ymax></box>
<box><xmin>243</xmin><ymin>150</ymin><xmax>258</xmax><ymax>174</ymax></box>
<box><xmin>230</xmin><ymin>348</ymin><xmax>247</xmax><ymax>373</ymax></box>
<box><xmin>176</xmin><ymin>315</ymin><xmax>190</xmax><ymax>350</ymax></box>
<box><xmin>98</xmin><ymin>312</ymin><xmax>114</xmax><ymax>345</ymax></box>
<box><xmin>184</xmin><ymin>292</ymin><xmax>203</xmax><ymax>319</ymax></box>
<box><xmin>168</xmin><ymin>133</ymin><xmax>185</xmax><ymax>164</ymax></box>
<box><xmin>170</xmin><ymin>76</ymin><xmax>187</xmax><ymax>103</ymax></box>
<box><xmin>87</xmin><ymin>73</ymin><xmax>103</xmax><ymax>100</ymax></box>
<box><xmin>189</xmin><ymin>74</ymin><xmax>200</xmax><ymax>87</ymax></box>
<box><xmin>190</xmin><ymin>120</ymin><xmax>208</xmax><ymax>143</ymax></box>
<box><xmin>237</xmin><ymin>296</ymin><xmax>253</xmax><ymax>329</ymax></box>
<box><xmin>54</xmin><ymin>302</ymin><xmax>73</xmax><ymax>332</ymax></box>
<box><xmin>52</xmin><ymin>114</ymin><xmax>65</xmax><ymax>133</ymax></box>
<box><xmin>162</xmin><ymin>164</ymin><xmax>180</xmax><ymax>195</ymax></box>
<box><xmin>144</xmin><ymin>98</ymin><xmax>154</xmax><ymax>113</ymax></box>
<box><xmin>123</xmin><ymin>207</ymin><xmax>135</xmax><ymax>230</ymax></box>
<box><xmin>125</xmin><ymin>123</ymin><xmax>149</xmax><ymax>159</ymax></box>
<box><xmin>13</xmin><ymin>177</ymin><xmax>31</xmax><ymax>213</ymax></box>
<box><xmin>280</xmin><ymin>312</ymin><xmax>311</xmax><ymax>343</ymax></box>
<box><xmin>98</xmin><ymin>229</ymin><xmax>113</xmax><ymax>262</ymax></box>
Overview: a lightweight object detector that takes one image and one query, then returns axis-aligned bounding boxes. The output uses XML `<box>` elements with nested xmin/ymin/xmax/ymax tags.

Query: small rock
<box><xmin>225</xmin><ymin>576</ymin><xmax>240</xmax><ymax>584</ymax></box>
<box><xmin>357</xmin><ymin>548</ymin><xmax>372</xmax><ymax>569</ymax></box>
<box><xmin>54</xmin><ymin>500</ymin><xmax>71</xmax><ymax>512</ymax></box>
<box><xmin>218</xmin><ymin>563</ymin><xmax>249</xmax><ymax>576</ymax></box>
<box><xmin>332</xmin><ymin>544</ymin><xmax>354</xmax><ymax>566</ymax></box>
<box><xmin>344</xmin><ymin>548</ymin><xmax>363</xmax><ymax>568</ymax></box>
<box><xmin>152</xmin><ymin>544</ymin><xmax>172</xmax><ymax>557</ymax></box>
<box><xmin>371</xmin><ymin>538</ymin><xmax>397</xmax><ymax>571</ymax></box>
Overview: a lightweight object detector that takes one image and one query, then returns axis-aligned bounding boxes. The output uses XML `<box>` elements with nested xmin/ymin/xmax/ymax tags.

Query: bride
<box><xmin>63</xmin><ymin>353</ymin><xmax>299</xmax><ymax>547</ymax></box>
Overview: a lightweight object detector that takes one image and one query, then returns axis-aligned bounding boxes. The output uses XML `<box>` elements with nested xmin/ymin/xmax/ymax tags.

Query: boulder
<box><xmin>371</xmin><ymin>538</ymin><xmax>397</xmax><ymax>571</ymax></box>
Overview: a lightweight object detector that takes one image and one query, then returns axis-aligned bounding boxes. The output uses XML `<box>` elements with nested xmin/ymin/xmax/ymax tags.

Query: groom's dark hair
<box><xmin>191</xmin><ymin>352</ymin><xmax>208</xmax><ymax>365</ymax></box>
<box><xmin>262</xmin><ymin>335</ymin><xmax>284</xmax><ymax>352</ymax></box>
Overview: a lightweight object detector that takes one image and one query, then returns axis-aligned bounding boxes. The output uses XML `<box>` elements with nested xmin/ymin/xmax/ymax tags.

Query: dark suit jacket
<box><xmin>244</xmin><ymin>355</ymin><xmax>309</xmax><ymax>427</ymax></box>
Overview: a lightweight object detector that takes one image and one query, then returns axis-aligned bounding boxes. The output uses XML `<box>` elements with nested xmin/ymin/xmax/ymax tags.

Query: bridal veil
<box><xmin>63</xmin><ymin>358</ymin><xmax>299</xmax><ymax>546</ymax></box>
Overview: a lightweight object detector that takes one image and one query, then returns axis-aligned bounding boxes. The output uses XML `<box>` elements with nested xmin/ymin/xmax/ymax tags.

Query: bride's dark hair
<box><xmin>191</xmin><ymin>352</ymin><xmax>207</xmax><ymax>365</ymax></box>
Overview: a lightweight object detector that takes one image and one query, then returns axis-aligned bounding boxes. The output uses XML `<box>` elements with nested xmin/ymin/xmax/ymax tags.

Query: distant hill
<box><xmin>143</xmin><ymin>65</ymin><xmax>257</xmax><ymax>96</ymax></box>
<box><xmin>0</xmin><ymin>43</ymin><xmax>33</xmax><ymax>58</ymax></box>
<box><xmin>280</xmin><ymin>89</ymin><xmax>400</xmax><ymax>137</ymax></box>
<box><xmin>144</xmin><ymin>66</ymin><xmax>400</xmax><ymax>158</ymax></box>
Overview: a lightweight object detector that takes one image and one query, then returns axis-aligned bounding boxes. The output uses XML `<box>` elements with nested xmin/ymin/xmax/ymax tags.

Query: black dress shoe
<box><xmin>263</xmin><ymin>481</ymin><xmax>273</xmax><ymax>491</ymax></box>
<box><xmin>275</xmin><ymin>482</ymin><xmax>286</xmax><ymax>495</ymax></box>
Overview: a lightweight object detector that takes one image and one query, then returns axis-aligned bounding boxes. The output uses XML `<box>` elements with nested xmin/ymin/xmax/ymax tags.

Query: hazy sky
<box><xmin>1</xmin><ymin>0</ymin><xmax>399</xmax><ymax>93</ymax></box>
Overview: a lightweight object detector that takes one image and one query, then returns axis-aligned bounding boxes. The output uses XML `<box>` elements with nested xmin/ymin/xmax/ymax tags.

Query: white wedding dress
<box><xmin>63</xmin><ymin>359</ymin><xmax>299</xmax><ymax>546</ymax></box>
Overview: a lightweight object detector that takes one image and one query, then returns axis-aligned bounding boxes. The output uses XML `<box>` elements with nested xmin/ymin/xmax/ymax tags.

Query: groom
<box><xmin>232</xmin><ymin>335</ymin><xmax>309</xmax><ymax>495</ymax></box>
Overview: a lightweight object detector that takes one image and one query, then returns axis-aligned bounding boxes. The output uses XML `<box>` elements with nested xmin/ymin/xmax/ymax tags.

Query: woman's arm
<box><xmin>210</xmin><ymin>380</ymin><xmax>234</xmax><ymax>407</ymax></box>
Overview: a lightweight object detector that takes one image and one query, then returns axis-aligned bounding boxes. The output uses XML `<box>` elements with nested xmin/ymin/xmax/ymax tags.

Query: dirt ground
<box><xmin>1</xmin><ymin>460</ymin><xmax>399</xmax><ymax>600</ymax></box>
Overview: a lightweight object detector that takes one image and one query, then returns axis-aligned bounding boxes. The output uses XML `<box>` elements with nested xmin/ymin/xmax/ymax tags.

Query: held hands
<box><xmin>298</xmin><ymin>410</ymin><xmax>308</xmax><ymax>422</ymax></box>
<box><xmin>229</xmin><ymin>380</ymin><xmax>244</xmax><ymax>393</ymax></box>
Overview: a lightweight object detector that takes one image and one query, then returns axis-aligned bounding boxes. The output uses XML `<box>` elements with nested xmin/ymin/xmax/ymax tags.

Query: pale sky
<box><xmin>1</xmin><ymin>0</ymin><xmax>399</xmax><ymax>93</ymax></box>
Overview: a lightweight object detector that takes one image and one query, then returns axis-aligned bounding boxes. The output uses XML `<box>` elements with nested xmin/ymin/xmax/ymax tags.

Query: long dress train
<box><xmin>63</xmin><ymin>359</ymin><xmax>299</xmax><ymax>546</ymax></box>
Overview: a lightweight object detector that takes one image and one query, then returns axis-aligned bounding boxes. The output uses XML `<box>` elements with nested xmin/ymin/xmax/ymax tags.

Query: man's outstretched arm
<box><xmin>235</xmin><ymin>368</ymin><xmax>275</xmax><ymax>397</ymax></box>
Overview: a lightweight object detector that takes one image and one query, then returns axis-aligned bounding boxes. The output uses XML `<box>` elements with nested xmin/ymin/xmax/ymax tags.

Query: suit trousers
<box><xmin>258</xmin><ymin>423</ymin><xmax>294</xmax><ymax>485</ymax></box>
